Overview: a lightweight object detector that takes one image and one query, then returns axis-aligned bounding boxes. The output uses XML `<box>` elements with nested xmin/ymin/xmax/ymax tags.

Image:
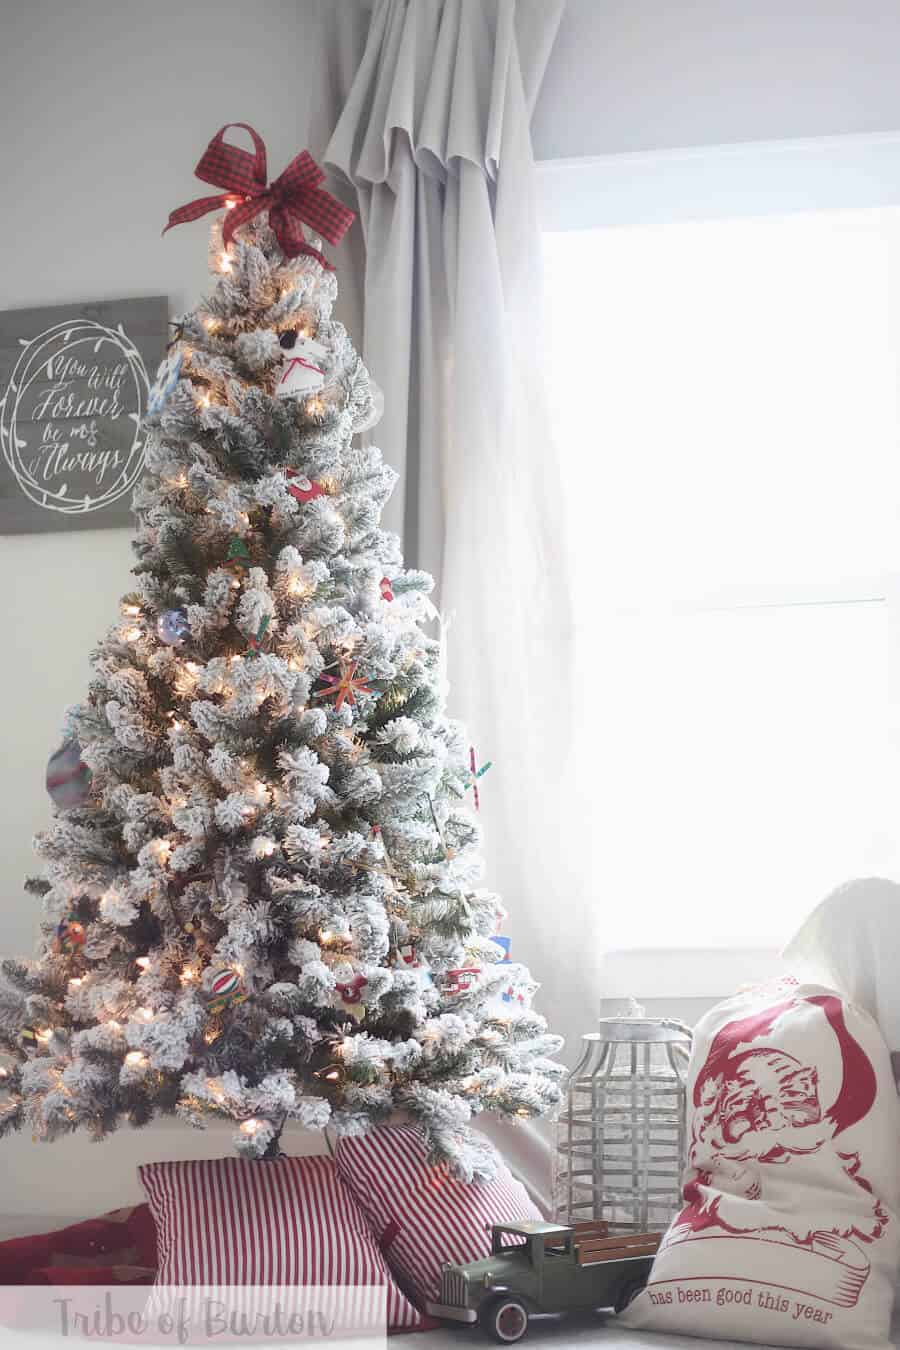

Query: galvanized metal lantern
<box><xmin>555</xmin><ymin>1011</ymin><xmax>692</xmax><ymax>1235</ymax></box>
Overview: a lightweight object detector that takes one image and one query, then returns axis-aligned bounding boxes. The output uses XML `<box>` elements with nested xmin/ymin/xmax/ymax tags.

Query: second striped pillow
<box><xmin>334</xmin><ymin>1125</ymin><xmax>541</xmax><ymax>1307</ymax></box>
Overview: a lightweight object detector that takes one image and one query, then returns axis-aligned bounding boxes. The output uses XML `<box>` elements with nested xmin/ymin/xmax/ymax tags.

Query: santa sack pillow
<box><xmin>622</xmin><ymin>982</ymin><xmax>900</xmax><ymax>1349</ymax></box>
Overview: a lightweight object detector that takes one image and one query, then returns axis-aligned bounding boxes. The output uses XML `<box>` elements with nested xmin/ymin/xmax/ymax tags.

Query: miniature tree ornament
<box><xmin>0</xmin><ymin>125</ymin><xmax>564</xmax><ymax>1176</ymax></box>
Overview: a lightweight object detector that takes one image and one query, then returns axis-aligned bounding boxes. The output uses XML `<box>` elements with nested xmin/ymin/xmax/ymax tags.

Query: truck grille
<box><xmin>439</xmin><ymin>1269</ymin><xmax>467</xmax><ymax>1308</ymax></box>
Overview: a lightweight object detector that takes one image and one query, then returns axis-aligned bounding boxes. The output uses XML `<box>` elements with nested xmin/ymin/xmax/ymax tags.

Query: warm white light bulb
<box><xmin>135</xmin><ymin>956</ymin><xmax>150</xmax><ymax>971</ymax></box>
<box><xmin>240</xmin><ymin>1118</ymin><xmax>260</xmax><ymax>1135</ymax></box>
<box><xmin>125</xmin><ymin>1051</ymin><xmax>146</xmax><ymax>1067</ymax></box>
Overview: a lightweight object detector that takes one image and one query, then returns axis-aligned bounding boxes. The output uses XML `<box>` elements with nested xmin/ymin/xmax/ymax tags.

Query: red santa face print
<box><xmin>676</xmin><ymin>995</ymin><xmax>885</xmax><ymax>1252</ymax></box>
<box><xmin>697</xmin><ymin>1048</ymin><xmax>822</xmax><ymax>1164</ymax></box>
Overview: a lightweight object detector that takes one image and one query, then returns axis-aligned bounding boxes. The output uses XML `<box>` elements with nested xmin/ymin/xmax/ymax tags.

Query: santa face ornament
<box><xmin>275</xmin><ymin>330</ymin><xmax>327</xmax><ymax>400</ymax></box>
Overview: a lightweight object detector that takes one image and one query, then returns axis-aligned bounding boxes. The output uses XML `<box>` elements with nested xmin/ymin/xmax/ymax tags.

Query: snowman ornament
<box><xmin>275</xmin><ymin>329</ymin><xmax>328</xmax><ymax>401</ymax></box>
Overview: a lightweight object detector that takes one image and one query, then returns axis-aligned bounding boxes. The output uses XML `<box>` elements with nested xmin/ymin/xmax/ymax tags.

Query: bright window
<box><xmin>543</xmin><ymin>207</ymin><xmax>900</xmax><ymax>949</ymax></box>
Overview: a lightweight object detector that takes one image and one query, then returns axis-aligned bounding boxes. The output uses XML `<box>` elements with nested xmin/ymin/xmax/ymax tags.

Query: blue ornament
<box><xmin>46</xmin><ymin>738</ymin><xmax>91</xmax><ymax>809</ymax></box>
<box><xmin>156</xmin><ymin>607</ymin><xmax>191</xmax><ymax>647</ymax></box>
<box><xmin>147</xmin><ymin>351</ymin><xmax>183</xmax><ymax>415</ymax></box>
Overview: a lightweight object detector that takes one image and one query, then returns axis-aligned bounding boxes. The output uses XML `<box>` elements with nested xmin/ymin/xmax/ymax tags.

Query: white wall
<box><xmin>0</xmin><ymin>0</ymin><xmax>361</xmax><ymax>1224</ymax></box>
<box><xmin>533</xmin><ymin>0</ymin><xmax>900</xmax><ymax>159</ymax></box>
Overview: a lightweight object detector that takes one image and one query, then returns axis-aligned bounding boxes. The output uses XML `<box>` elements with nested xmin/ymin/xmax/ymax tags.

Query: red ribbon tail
<box><xmin>163</xmin><ymin>192</ymin><xmax>234</xmax><ymax>236</ymax></box>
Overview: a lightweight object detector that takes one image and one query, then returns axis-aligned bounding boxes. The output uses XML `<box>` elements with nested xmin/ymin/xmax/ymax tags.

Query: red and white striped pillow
<box><xmin>138</xmin><ymin>1155</ymin><xmax>425</xmax><ymax>1331</ymax></box>
<box><xmin>334</xmin><ymin>1125</ymin><xmax>541</xmax><ymax>1306</ymax></box>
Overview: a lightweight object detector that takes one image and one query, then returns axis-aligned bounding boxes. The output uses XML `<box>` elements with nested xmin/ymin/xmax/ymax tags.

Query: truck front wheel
<box><xmin>480</xmin><ymin>1296</ymin><xmax>530</xmax><ymax>1344</ymax></box>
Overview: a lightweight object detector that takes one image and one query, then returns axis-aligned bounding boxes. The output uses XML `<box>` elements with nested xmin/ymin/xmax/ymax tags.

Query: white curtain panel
<box><xmin>325</xmin><ymin>0</ymin><xmax>580</xmax><ymax>1210</ymax></box>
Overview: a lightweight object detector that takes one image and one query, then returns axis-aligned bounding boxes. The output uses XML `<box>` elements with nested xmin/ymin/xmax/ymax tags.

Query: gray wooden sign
<box><xmin>0</xmin><ymin>296</ymin><xmax>167</xmax><ymax>533</ymax></box>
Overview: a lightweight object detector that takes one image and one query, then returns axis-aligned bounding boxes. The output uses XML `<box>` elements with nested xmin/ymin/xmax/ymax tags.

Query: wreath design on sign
<box><xmin>0</xmin><ymin>319</ymin><xmax>149</xmax><ymax>517</ymax></box>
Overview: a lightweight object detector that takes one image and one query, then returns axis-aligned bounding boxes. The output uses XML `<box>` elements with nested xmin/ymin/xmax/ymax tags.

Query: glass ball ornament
<box><xmin>206</xmin><ymin>967</ymin><xmax>248</xmax><ymax>1016</ymax></box>
<box><xmin>46</xmin><ymin>738</ymin><xmax>91</xmax><ymax>809</ymax></box>
<box><xmin>156</xmin><ymin>607</ymin><xmax>191</xmax><ymax>647</ymax></box>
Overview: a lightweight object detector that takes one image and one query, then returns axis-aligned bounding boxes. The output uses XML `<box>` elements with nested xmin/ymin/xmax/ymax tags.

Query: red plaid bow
<box><xmin>163</xmin><ymin>123</ymin><xmax>354</xmax><ymax>268</ymax></box>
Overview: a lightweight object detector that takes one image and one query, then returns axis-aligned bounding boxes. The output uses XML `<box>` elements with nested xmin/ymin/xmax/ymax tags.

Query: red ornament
<box><xmin>390</xmin><ymin>943</ymin><xmax>420</xmax><ymax>968</ymax></box>
<box><xmin>207</xmin><ymin>967</ymin><xmax>247</xmax><ymax>1015</ymax></box>
<box><xmin>285</xmin><ymin>468</ymin><xmax>325</xmax><ymax>503</ymax></box>
<box><xmin>380</xmin><ymin>577</ymin><xmax>394</xmax><ymax>602</ymax></box>
<box><xmin>335</xmin><ymin>974</ymin><xmax>368</xmax><ymax>1021</ymax></box>
<box><xmin>55</xmin><ymin>914</ymin><xmax>86</xmax><ymax>956</ymax></box>
<box><xmin>313</xmin><ymin>660</ymin><xmax>374</xmax><ymax>712</ymax></box>
<box><xmin>444</xmin><ymin>968</ymin><xmax>480</xmax><ymax>996</ymax></box>
<box><xmin>335</xmin><ymin>974</ymin><xmax>367</xmax><ymax>1005</ymax></box>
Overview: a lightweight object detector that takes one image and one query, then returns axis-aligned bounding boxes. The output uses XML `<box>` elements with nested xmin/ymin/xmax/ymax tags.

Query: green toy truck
<box><xmin>427</xmin><ymin>1220</ymin><xmax>661</xmax><ymax>1343</ymax></box>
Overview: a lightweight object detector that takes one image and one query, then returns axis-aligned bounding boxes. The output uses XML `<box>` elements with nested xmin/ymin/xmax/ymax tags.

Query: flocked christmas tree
<box><xmin>0</xmin><ymin>126</ymin><xmax>563</xmax><ymax>1176</ymax></box>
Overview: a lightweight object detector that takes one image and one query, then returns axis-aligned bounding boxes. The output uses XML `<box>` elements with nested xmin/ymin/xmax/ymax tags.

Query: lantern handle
<box><xmin>658</xmin><ymin>1017</ymin><xmax>693</xmax><ymax>1037</ymax></box>
<box><xmin>661</xmin><ymin>1019</ymin><xmax>693</xmax><ymax>1071</ymax></box>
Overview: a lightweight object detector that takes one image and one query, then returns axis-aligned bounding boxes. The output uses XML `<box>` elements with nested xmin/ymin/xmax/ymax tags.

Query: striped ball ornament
<box><xmin>206</xmin><ymin>967</ymin><xmax>247</xmax><ymax>1016</ymax></box>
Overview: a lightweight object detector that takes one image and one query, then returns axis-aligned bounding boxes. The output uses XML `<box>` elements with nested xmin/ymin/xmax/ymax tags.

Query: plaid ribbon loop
<box><xmin>163</xmin><ymin>123</ymin><xmax>354</xmax><ymax>268</ymax></box>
